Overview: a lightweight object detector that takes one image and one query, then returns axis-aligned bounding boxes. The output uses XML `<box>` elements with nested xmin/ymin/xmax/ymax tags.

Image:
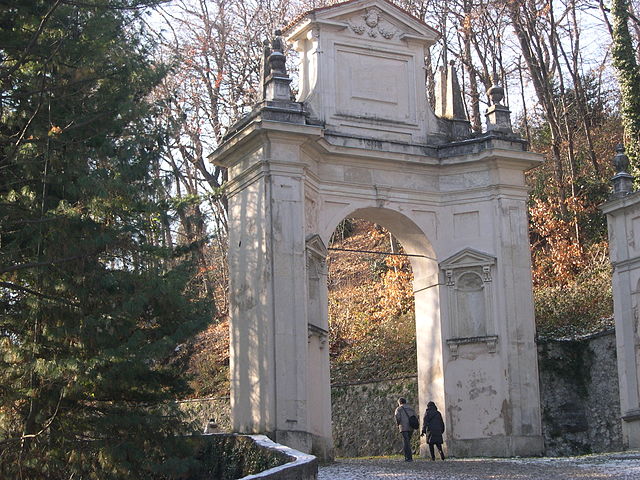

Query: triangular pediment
<box><xmin>306</xmin><ymin>234</ymin><xmax>328</xmax><ymax>258</ymax></box>
<box><xmin>440</xmin><ymin>248</ymin><xmax>496</xmax><ymax>270</ymax></box>
<box><xmin>284</xmin><ymin>0</ymin><xmax>441</xmax><ymax>142</ymax></box>
<box><xmin>286</xmin><ymin>0</ymin><xmax>440</xmax><ymax>45</ymax></box>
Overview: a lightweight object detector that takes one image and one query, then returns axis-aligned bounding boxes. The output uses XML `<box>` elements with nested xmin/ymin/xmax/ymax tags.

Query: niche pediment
<box><xmin>306</xmin><ymin>234</ymin><xmax>328</xmax><ymax>259</ymax></box>
<box><xmin>440</xmin><ymin>248</ymin><xmax>496</xmax><ymax>270</ymax></box>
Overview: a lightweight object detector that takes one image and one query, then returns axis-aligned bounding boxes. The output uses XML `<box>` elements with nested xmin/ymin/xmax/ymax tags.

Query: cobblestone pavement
<box><xmin>318</xmin><ymin>452</ymin><xmax>640</xmax><ymax>479</ymax></box>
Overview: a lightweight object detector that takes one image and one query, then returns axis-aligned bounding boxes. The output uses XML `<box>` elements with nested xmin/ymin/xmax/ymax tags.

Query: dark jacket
<box><xmin>422</xmin><ymin>403</ymin><xmax>445</xmax><ymax>444</ymax></box>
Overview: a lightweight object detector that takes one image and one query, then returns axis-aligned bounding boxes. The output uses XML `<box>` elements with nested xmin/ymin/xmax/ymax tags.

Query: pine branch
<box><xmin>0</xmin><ymin>253</ymin><xmax>94</xmax><ymax>275</ymax></box>
<box><xmin>0</xmin><ymin>388</ymin><xmax>65</xmax><ymax>447</ymax></box>
<box><xmin>0</xmin><ymin>281</ymin><xmax>79</xmax><ymax>306</ymax></box>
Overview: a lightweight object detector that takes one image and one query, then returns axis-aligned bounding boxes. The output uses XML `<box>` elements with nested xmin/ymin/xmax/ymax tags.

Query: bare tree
<box><xmin>148</xmin><ymin>0</ymin><xmax>326</xmax><ymax>309</ymax></box>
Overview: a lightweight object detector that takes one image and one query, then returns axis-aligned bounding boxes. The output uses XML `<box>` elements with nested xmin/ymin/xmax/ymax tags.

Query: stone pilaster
<box><xmin>601</xmin><ymin>144</ymin><xmax>640</xmax><ymax>449</ymax></box>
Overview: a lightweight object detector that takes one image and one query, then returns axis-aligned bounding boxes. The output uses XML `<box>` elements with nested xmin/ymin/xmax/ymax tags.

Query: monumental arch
<box><xmin>210</xmin><ymin>0</ymin><xmax>544</xmax><ymax>460</ymax></box>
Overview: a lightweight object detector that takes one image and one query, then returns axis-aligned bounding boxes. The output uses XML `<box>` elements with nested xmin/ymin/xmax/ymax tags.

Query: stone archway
<box><xmin>210</xmin><ymin>0</ymin><xmax>544</xmax><ymax>461</ymax></box>
<box><xmin>325</xmin><ymin>207</ymin><xmax>443</xmax><ymax>459</ymax></box>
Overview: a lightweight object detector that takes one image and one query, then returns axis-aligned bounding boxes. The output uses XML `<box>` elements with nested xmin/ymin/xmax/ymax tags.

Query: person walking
<box><xmin>394</xmin><ymin>397</ymin><xmax>417</xmax><ymax>461</ymax></box>
<box><xmin>421</xmin><ymin>401</ymin><xmax>445</xmax><ymax>460</ymax></box>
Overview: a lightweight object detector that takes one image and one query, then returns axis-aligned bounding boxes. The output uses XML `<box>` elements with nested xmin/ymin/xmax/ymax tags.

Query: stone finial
<box><xmin>614</xmin><ymin>143</ymin><xmax>630</xmax><ymax>174</ymax></box>
<box><xmin>263</xmin><ymin>29</ymin><xmax>293</xmax><ymax>103</ymax></box>
<box><xmin>434</xmin><ymin>61</ymin><xmax>471</xmax><ymax>139</ymax></box>
<box><xmin>268</xmin><ymin>29</ymin><xmax>287</xmax><ymax>75</ymax></box>
<box><xmin>485</xmin><ymin>80</ymin><xmax>512</xmax><ymax>135</ymax></box>
<box><xmin>611</xmin><ymin>144</ymin><xmax>634</xmax><ymax>197</ymax></box>
<box><xmin>487</xmin><ymin>83</ymin><xmax>504</xmax><ymax>106</ymax></box>
<box><xmin>259</xmin><ymin>39</ymin><xmax>271</xmax><ymax>100</ymax></box>
<box><xmin>435</xmin><ymin>60</ymin><xmax>467</xmax><ymax>120</ymax></box>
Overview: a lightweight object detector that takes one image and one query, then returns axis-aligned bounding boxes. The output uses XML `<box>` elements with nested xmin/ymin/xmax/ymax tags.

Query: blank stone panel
<box><xmin>454</xmin><ymin>211</ymin><xmax>480</xmax><ymax>238</ymax></box>
<box><xmin>335</xmin><ymin>47</ymin><xmax>415</xmax><ymax>123</ymax></box>
<box><xmin>633</xmin><ymin>215</ymin><xmax>640</xmax><ymax>252</ymax></box>
<box><xmin>455</xmin><ymin>272</ymin><xmax>487</xmax><ymax>338</ymax></box>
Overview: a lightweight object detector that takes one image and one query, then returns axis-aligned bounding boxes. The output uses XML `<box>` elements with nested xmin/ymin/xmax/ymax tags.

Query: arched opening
<box><xmin>320</xmin><ymin>207</ymin><xmax>443</xmax><ymax>458</ymax></box>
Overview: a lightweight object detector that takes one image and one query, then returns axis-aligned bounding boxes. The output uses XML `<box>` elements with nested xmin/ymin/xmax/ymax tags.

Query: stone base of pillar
<box><xmin>442</xmin><ymin>435</ymin><xmax>544</xmax><ymax>458</ymax></box>
<box><xmin>271</xmin><ymin>429</ymin><xmax>313</xmax><ymax>457</ymax></box>
<box><xmin>310</xmin><ymin>433</ymin><xmax>334</xmax><ymax>462</ymax></box>
<box><xmin>622</xmin><ymin>411</ymin><xmax>640</xmax><ymax>449</ymax></box>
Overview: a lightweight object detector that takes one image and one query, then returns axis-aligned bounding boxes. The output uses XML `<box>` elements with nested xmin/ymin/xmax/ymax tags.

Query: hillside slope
<box><xmin>172</xmin><ymin>219</ymin><xmax>418</xmax><ymax>397</ymax></box>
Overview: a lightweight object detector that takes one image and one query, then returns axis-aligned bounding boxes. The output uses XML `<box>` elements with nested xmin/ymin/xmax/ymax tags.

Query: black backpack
<box><xmin>403</xmin><ymin>406</ymin><xmax>420</xmax><ymax>430</ymax></box>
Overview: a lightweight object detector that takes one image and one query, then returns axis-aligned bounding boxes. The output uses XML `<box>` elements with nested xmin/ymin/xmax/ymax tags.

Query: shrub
<box><xmin>535</xmin><ymin>257</ymin><xmax>613</xmax><ymax>339</ymax></box>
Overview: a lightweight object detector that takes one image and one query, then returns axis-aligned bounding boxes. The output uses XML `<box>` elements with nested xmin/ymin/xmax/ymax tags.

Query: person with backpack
<box><xmin>394</xmin><ymin>397</ymin><xmax>418</xmax><ymax>461</ymax></box>
<box><xmin>421</xmin><ymin>401</ymin><xmax>446</xmax><ymax>461</ymax></box>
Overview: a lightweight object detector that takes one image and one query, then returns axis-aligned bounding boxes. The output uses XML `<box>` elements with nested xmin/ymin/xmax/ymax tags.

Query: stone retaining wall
<box><xmin>178</xmin><ymin>330</ymin><xmax>623</xmax><ymax>458</ymax></box>
<box><xmin>240</xmin><ymin>435</ymin><xmax>317</xmax><ymax>480</ymax></box>
<box><xmin>174</xmin><ymin>396</ymin><xmax>232</xmax><ymax>433</ymax></box>
<box><xmin>538</xmin><ymin>330</ymin><xmax>623</xmax><ymax>456</ymax></box>
<box><xmin>189</xmin><ymin>434</ymin><xmax>317</xmax><ymax>479</ymax></box>
<box><xmin>331</xmin><ymin>376</ymin><xmax>420</xmax><ymax>458</ymax></box>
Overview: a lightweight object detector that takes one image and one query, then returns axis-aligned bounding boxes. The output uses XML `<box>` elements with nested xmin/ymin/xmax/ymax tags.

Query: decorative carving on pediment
<box><xmin>348</xmin><ymin>7</ymin><xmax>398</xmax><ymax>40</ymax></box>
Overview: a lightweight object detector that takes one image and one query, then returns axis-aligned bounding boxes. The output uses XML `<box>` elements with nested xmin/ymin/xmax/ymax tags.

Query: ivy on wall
<box><xmin>611</xmin><ymin>0</ymin><xmax>640</xmax><ymax>167</ymax></box>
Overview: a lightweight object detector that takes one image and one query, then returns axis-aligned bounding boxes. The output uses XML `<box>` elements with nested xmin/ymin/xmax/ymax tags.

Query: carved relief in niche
<box><xmin>348</xmin><ymin>7</ymin><xmax>398</xmax><ymax>39</ymax></box>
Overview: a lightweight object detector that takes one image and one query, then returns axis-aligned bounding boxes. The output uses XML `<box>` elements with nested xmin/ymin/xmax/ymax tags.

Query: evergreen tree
<box><xmin>1</xmin><ymin>1</ymin><xmax>210</xmax><ymax>478</ymax></box>
<box><xmin>611</xmin><ymin>0</ymin><xmax>640</xmax><ymax>166</ymax></box>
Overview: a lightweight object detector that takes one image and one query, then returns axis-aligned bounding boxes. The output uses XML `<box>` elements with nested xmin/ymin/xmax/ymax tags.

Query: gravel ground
<box><xmin>318</xmin><ymin>451</ymin><xmax>640</xmax><ymax>479</ymax></box>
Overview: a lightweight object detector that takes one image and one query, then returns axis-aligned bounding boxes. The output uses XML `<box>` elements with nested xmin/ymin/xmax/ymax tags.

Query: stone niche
<box><xmin>440</xmin><ymin>248</ymin><xmax>498</xmax><ymax>359</ymax></box>
<box><xmin>287</xmin><ymin>0</ymin><xmax>441</xmax><ymax>143</ymax></box>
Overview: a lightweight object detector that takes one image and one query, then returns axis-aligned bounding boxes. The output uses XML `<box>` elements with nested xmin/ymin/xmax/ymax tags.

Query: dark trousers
<box><xmin>429</xmin><ymin>442</ymin><xmax>445</xmax><ymax>460</ymax></box>
<box><xmin>401</xmin><ymin>430</ymin><xmax>412</xmax><ymax>461</ymax></box>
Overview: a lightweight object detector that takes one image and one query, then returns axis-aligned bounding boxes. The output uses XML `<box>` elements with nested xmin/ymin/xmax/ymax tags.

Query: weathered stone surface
<box><xmin>174</xmin><ymin>331</ymin><xmax>623</xmax><ymax>458</ymax></box>
<box><xmin>538</xmin><ymin>331</ymin><xmax>623</xmax><ymax>456</ymax></box>
<box><xmin>209</xmin><ymin>0</ymin><xmax>543</xmax><ymax>460</ymax></box>
<box><xmin>602</xmin><ymin>191</ymin><xmax>640</xmax><ymax>449</ymax></box>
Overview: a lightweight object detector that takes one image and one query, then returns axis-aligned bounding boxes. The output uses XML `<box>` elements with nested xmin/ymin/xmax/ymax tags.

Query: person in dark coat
<box><xmin>421</xmin><ymin>401</ymin><xmax>445</xmax><ymax>460</ymax></box>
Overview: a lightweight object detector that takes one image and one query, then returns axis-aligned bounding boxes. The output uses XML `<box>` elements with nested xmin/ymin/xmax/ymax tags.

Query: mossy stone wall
<box><xmin>331</xmin><ymin>377</ymin><xmax>420</xmax><ymax>458</ymax></box>
<box><xmin>538</xmin><ymin>330</ymin><xmax>623</xmax><ymax>455</ymax></box>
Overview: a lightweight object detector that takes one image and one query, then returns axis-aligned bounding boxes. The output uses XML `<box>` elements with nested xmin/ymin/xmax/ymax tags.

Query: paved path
<box><xmin>318</xmin><ymin>452</ymin><xmax>640</xmax><ymax>479</ymax></box>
